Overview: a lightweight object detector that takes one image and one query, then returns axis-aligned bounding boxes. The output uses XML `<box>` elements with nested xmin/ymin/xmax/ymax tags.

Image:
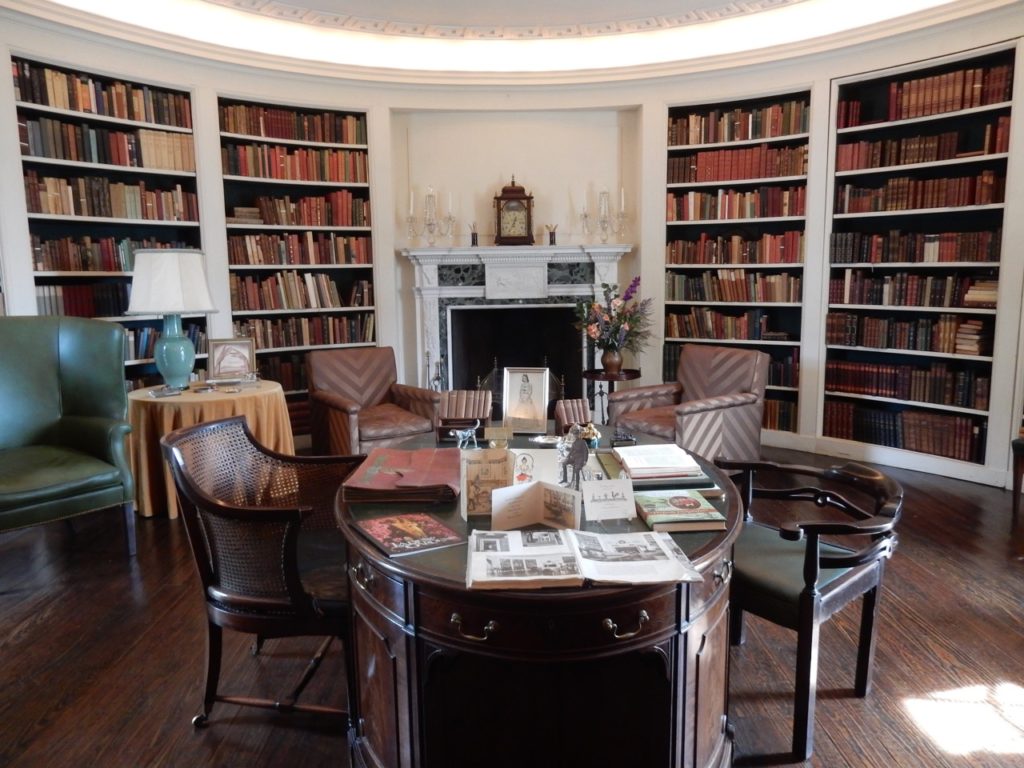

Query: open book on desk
<box><xmin>465</xmin><ymin>529</ymin><xmax>702</xmax><ymax>590</ymax></box>
<box><xmin>595</xmin><ymin>449</ymin><xmax>714</xmax><ymax>489</ymax></box>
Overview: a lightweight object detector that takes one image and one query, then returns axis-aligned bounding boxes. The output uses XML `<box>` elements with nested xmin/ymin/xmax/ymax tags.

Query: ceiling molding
<box><xmin>199</xmin><ymin>0</ymin><xmax>805</xmax><ymax>41</ymax></box>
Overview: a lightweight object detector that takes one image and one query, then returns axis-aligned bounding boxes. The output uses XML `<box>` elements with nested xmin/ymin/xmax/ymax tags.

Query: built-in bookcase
<box><xmin>218</xmin><ymin>97</ymin><xmax>375</xmax><ymax>432</ymax></box>
<box><xmin>665</xmin><ymin>91</ymin><xmax>810</xmax><ymax>433</ymax></box>
<box><xmin>824</xmin><ymin>46</ymin><xmax>1013</xmax><ymax>464</ymax></box>
<box><xmin>11</xmin><ymin>56</ymin><xmax>206</xmax><ymax>387</ymax></box>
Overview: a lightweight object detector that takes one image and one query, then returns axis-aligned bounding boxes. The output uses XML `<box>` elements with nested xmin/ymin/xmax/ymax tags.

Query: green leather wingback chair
<box><xmin>0</xmin><ymin>316</ymin><xmax>136</xmax><ymax>555</ymax></box>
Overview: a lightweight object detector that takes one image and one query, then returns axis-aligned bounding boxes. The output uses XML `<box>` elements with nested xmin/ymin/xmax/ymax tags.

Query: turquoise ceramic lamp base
<box><xmin>154</xmin><ymin>314</ymin><xmax>195</xmax><ymax>390</ymax></box>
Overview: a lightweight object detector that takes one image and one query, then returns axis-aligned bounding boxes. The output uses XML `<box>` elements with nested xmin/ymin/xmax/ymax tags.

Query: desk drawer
<box><xmin>349</xmin><ymin>552</ymin><xmax>406</xmax><ymax>622</ymax></box>
<box><xmin>416</xmin><ymin>586</ymin><xmax>678</xmax><ymax>658</ymax></box>
<box><xmin>687</xmin><ymin>555</ymin><xmax>732</xmax><ymax>621</ymax></box>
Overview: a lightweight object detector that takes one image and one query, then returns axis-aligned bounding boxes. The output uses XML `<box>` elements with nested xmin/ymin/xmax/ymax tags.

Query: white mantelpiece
<box><xmin>401</xmin><ymin>244</ymin><xmax>631</xmax><ymax>387</ymax></box>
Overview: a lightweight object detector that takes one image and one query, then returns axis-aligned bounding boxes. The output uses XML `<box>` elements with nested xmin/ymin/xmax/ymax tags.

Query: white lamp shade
<box><xmin>126</xmin><ymin>249</ymin><xmax>218</xmax><ymax>315</ymax></box>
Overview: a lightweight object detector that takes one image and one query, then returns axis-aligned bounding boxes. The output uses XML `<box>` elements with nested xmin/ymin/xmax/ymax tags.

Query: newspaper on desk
<box><xmin>465</xmin><ymin>528</ymin><xmax>702</xmax><ymax>590</ymax></box>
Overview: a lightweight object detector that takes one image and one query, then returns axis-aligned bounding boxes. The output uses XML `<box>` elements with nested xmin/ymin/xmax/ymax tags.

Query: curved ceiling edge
<box><xmin>1</xmin><ymin>0</ymin><xmax>1019</xmax><ymax>87</ymax></box>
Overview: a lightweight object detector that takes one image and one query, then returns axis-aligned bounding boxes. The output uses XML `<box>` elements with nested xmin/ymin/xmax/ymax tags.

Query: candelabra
<box><xmin>407</xmin><ymin>187</ymin><xmax>455</xmax><ymax>246</ymax></box>
<box><xmin>580</xmin><ymin>189</ymin><xmax>627</xmax><ymax>243</ymax></box>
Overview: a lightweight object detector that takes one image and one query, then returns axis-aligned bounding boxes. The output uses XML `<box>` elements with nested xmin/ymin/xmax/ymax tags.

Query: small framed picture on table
<box><xmin>208</xmin><ymin>338</ymin><xmax>255</xmax><ymax>381</ymax></box>
<box><xmin>502</xmin><ymin>367</ymin><xmax>549</xmax><ymax>434</ymax></box>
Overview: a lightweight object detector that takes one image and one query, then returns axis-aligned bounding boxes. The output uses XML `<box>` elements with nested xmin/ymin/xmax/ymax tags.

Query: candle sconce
<box><xmin>580</xmin><ymin>190</ymin><xmax>627</xmax><ymax>243</ymax></box>
<box><xmin>407</xmin><ymin>188</ymin><xmax>455</xmax><ymax>246</ymax></box>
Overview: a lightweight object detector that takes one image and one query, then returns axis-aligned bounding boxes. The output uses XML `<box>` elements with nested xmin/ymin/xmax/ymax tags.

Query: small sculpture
<box><xmin>450</xmin><ymin>420</ymin><xmax>480</xmax><ymax>450</ymax></box>
<box><xmin>557</xmin><ymin>424</ymin><xmax>590</xmax><ymax>490</ymax></box>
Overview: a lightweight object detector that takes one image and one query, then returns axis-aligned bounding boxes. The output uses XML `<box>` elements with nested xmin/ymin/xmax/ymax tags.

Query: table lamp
<box><xmin>126</xmin><ymin>248</ymin><xmax>218</xmax><ymax>390</ymax></box>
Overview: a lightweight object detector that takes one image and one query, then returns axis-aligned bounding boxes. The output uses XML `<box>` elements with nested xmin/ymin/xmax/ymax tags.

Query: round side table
<box><xmin>582</xmin><ymin>368</ymin><xmax>641</xmax><ymax>424</ymax></box>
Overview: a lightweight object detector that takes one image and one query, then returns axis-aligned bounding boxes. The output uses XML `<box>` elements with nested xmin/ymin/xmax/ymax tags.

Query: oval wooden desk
<box><xmin>337</xmin><ymin>448</ymin><xmax>740</xmax><ymax>768</ymax></box>
<box><xmin>128</xmin><ymin>380</ymin><xmax>294</xmax><ymax>518</ymax></box>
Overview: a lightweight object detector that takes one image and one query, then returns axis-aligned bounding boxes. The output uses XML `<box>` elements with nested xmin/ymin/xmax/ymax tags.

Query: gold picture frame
<box><xmin>502</xmin><ymin>367</ymin><xmax>549</xmax><ymax>434</ymax></box>
<box><xmin>207</xmin><ymin>337</ymin><xmax>255</xmax><ymax>381</ymax></box>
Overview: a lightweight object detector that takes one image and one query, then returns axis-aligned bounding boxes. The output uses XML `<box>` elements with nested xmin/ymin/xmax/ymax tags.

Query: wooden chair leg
<box><xmin>855</xmin><ymin>585</ymin><xmax>881</xmax><ymax>697</ymax></box>
<box><xmin>793</xmin><ymin>616</ymin><xmax>821</xmax><ymax>761</ymax></box>
<box><xmin>121</xmin><ymin>502</ymin><xmax>136</xmax><ymax>557</ymax></box>
<box><xmin>729</xmin><ymin>603</ymin><xmax>745</xmax><ymax>646</ymax></box>
<box><xmin>194</xmin><ymin>623</ymin><xmax>223</xmax><ymax>728</ymax></box>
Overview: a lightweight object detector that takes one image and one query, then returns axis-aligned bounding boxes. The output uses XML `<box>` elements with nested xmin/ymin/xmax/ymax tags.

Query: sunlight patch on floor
<box><xmin>905</xmin><ymin>684</ymin><xmax>1024</xmax><ymax>755</ymax></box>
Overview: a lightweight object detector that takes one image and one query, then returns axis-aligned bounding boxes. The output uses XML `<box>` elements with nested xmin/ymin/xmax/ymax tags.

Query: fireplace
<box><xmin>402</xmin><ymin>244</ymin><xmax>631</xmax><ymax>412</ymax></box>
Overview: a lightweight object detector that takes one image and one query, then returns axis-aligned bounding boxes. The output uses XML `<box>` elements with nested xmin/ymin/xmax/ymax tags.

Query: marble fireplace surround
<box><xmin>402</xmin><ymin>245</ymin><xmax>632</xmax><ymax>391</ymax></box>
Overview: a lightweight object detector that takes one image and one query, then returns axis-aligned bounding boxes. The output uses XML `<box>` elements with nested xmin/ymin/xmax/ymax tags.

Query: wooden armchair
<box><xmin>609</xmin><ymin>344</ymin><xmax>768</xmax><ymax>461</ymax></box>
<box><xmin>160</xmin><ymin>415</ymin><xmax>364</xmax><ymax>727</ymax></box>
<box><xmin>306</xmin><ymin>346</ymin><xmax>440</xmax><ymax>455</ymax></box>
<box><xmin>717</xmin><ymin>458</ymin><xmax>904</xmax><ymax>760</ymax></box>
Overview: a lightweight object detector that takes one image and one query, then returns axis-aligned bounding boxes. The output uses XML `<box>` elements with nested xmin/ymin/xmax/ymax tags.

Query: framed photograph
<box><xmin>208</xmin><ymin>337</ymin><xmax>255</xmax><ymax>380</ymax></box>
<box><xmin>502</xmin><ymin>367</ymin><xmax>549</xmax><ymax>434</ymax></box>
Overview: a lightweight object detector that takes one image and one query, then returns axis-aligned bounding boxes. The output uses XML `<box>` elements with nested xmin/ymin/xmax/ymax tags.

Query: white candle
<box><xmin>409</xmin><ymin>190</ymin><xmax>414</xmax><ymax>217</ymax></box>
<box><xmin>620</xmin><ymin>187</ymin><xmax>626</xmax><ymax>213</ymax></box>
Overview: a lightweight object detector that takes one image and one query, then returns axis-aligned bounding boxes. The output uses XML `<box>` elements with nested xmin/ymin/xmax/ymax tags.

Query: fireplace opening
<box><xmin>449</xmin><ymin>306</ymin><xmax>584</xmax><ymax>420</ymax></box>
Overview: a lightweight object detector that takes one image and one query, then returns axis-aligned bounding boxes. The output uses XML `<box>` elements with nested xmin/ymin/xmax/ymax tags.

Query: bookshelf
<box><xmin>11</xmin><ymin>56</ymin><xmax>206</xmax><ymax>387</ymax></box>
<box><xmin>665</xmin><ymin>91</ymin><xmax>810</xmax><ymax>433</ymax></box>
<box><xmin>218</xmin><ymin>97</ymin><xmax>375</xmax><ymax>433</ymax></box>
<box><xmin>824</xmin><ymin>46</ymin><xmax>1013</xmax><ymax>465</ymax></box>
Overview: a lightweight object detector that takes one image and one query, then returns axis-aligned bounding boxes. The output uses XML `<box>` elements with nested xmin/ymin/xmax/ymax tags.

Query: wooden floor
<box><xmin>1</xmin><ymin>447</ymin><xmax>1023</xmax><ymax>767</ymax></box>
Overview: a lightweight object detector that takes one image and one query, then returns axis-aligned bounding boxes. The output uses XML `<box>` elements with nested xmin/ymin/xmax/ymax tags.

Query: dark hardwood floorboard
<box><xmin>1</xmin><ymin>447</ymin><xmax>1022</xmax><ymax>767</ymax></box>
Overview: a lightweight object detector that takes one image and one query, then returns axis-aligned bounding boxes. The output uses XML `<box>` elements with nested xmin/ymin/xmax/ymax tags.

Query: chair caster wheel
<box><xmin>192</xmin><ymin>714</ymin><xmax>209</xmax><ymax>728</ymax></box>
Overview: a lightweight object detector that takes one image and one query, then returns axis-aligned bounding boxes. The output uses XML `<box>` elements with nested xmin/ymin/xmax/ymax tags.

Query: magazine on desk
<box><xmin>465</xmin><ymin>528</ymin><xmax>702</xmax><ymax>590</ymax></box>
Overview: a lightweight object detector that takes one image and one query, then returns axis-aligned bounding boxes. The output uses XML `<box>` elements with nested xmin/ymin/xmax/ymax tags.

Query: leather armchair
<box><xmin>306</xmin><ymin>346</ymin><xmax>440</xmax><ymax>455</ymax></box>
<box><xmin>608</xmin><ymin>343</ymin><xmax>769</xmax><ymax>461</ymax></box>
<box><xmin>0</xmin><ymin>316</ymin><xmax>135</xmax><ymax>555</ymax></box>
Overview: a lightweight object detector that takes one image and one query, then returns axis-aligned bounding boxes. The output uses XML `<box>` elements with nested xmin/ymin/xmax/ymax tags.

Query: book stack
<box><xmin>954</xmin><ymin>319</ymin><xmax>991</xmax><ymax>356</ymax></box>
<box><xmin>611</xmin><ymin>444</ymin><xmax>705</xmax><ymax>480</ymax></box>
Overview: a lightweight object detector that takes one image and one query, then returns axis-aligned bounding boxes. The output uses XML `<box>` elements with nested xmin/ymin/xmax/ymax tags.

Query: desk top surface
<box><xmin>337</xmin><ymin>436</ymin><xmax>740</xmax><ymax>596</ymax></box>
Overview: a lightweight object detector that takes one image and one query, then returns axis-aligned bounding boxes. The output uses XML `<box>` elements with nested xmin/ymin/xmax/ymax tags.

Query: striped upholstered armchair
<box><xmin>608</xmin><ymin>344</ymin><xmax>769</xmax><ymax>461</ymax></box>
<box><xmin>306</xmin><ymin>346</ymin><xmax>440</xmax><ymax>455</ymax></box>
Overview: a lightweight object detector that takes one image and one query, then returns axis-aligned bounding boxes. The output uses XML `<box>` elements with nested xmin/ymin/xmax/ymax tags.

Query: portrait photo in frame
<box><xmin>208</xmin><ymin>337</ymin><xmax>255</xmax><ymax>381</ymax></box>
<box><xmin>502</xmin><ymin>367</ymin><xmax>549</xmax><ymax>434</ymax></box>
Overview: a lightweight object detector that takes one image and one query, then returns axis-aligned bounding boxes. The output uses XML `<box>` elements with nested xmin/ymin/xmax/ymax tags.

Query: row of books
<box><xmin>227</xmin><ymin>232</ymin><xmax>371</xmax><ymax>265</ymax></box>
<box><xmin>828</xmin><ymin>269</ymin><xmax>996</xmax><ymax>308</ymax></box>
<box><xmin>667</xmin><ymin>97</ymin><xmax>810</xmax><ymax>145</ymax></box>
<box><xmin>36</xmin><ymin>283</ymin><xmax>129</xmax><ymax>317</ymax></box>
<box><xmin>125</xmin><ymin>323</ymin><xmax>207</xmax><ymax>362</ymax></box>
<box><xmin>257</xmin><ymin>353</ymin><xmax>307</xmax><ymax>392</ymax></box>
<box><xmin>233</xmin><ymin>313</ymin><xmax>375</xmax><ymax>349</ymax></box>
<box><xmin>666</xmin><ymin>269</ymin><xmax>801</xmax><ymax>303</ymax></box>
<box><xmin>666</xmin><ymin>230</ymin><xmax>804</xmax><ymax>265</ymax></box>
<box><xmin>228</xmin><ymin>192</ymin><xmax>370</xmax><ymax>227</ymax></box>
<box><xmin>667</xmin><ymin>144</ymin><xmax>807</xmax><ymax>183</ymax></box>
<box><xmin>24</xmin><ymin>170</ymin><xmax>199</xmax><ymax>221</ymax></box>
<box><xmin>834</xmin><ymin>171</ymin><xmax>1005</xmax><ymax>213</ymax></box>
<box><xmin>230</xmin><ymin>272</ymin><xmax>372</xmax><ymax>311</ymax></box>
<box><xmin>762</xmin><ymin>398</ymin><xmax>797</xmax><ymax>431</ymax></box>
<box><xmin>667</xmin><ymin>185</ymin><xmax>806</xmax><ymax>221</ymax></box>
<box><xmin>828</xmin><ymin>228</ymin><xmax>1001</xmax><ymax>264</ymax></box>
<box><xmin>220</xmin><ymin>143</ymin><xmax>368</xmax><ymax>183</ymax></box>
<box><xmin>666</xmin><ymin>307</ymin><xmax>793</xmax><ymax>342</ymax></box>
<box><xmin>11</xmin><ymin>59</ymin><xmax>193</xmax><ymax>128</ymax></box>
<box><xmin>823</xmin><ymin>399</ymin><xmax>985</xmax><ymax>463</ymax></box>
<box><xmin>835</xmin><ymin>117</ymin><xmax>1011</xmax><ymax>171</ymax></box>
<box><xmin>826</xmin><ymin>312</ymin><xmax>991</xmax><ymax>355</ymax></box>
<box><xmin>836</xmin><ymin>63</ymin><xmax>1012</xmax><ymax>128</ymax></box>
<box><xmin>219</xmin><ymin>104</ymin><xmax>366</xmax><ymax>145</ymax></box>
<box><xmin>31</xmin><ymin>235</ymin><xmax>191</xmax><ymax>272</ymax></box>
<box><xmin>20</xmin><ymin>117</ymin><xmax>196</xmax><ymax>172</ymax></box>
<box><xmin>825</xmin><ymin>360</ymin><xmax>991</xmax><ymax>410</ymax></box>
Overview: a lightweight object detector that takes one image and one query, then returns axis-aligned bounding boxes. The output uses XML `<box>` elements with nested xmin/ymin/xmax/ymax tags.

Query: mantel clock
<box><xmin>493</xmin><ymin>176</ymin><xmax>534</xmax><ymax>246</ymax></box>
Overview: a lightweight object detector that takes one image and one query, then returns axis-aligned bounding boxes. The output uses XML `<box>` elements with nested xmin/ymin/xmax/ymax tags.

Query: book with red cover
<box><xmin>355</xmin><ymin>512</ymin><xmax>465</xmax><ymax>557</ymax></box>
<box><xmin>342</xmin><ymin>447</ymin><xmax>461</xmax><ymax>503</ymax></box>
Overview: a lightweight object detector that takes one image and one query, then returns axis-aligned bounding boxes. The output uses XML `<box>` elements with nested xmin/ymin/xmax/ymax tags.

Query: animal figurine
<box><xmin>450</xmin><ymin>420</ymin><xmax>480</xmax><ymax>449</ymax></box>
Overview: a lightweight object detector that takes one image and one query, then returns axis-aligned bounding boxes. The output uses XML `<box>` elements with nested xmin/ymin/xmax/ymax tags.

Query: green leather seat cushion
<box><xmin>0</xmin><ymin>446</ymin><xmax>123</xmax><ymax>511</ymax></box>
<box><xmin>732</xmin><ymin>521</ymin><xmax>852</xmax><ymax>629</ymax></box>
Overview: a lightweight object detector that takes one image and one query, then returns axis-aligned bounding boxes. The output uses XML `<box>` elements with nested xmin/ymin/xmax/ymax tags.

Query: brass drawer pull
<box><xmin>602</xmin><ymin>609</ymin><xmax>649</xmax><ymax>640</ymax></box>
<box><xmin>352</xmin><ymin>561</ymin><xmax>375</xmax><ymax>590</ymax></box>
<box><xmin>713</xmin><ymin>559</ymin><xmax>734</xmax><ymax>585</ymax></box>
<box><xmin>450</xmin><ymin>612</ymin><xmax>499</xmax><ymax>642</ymax></box>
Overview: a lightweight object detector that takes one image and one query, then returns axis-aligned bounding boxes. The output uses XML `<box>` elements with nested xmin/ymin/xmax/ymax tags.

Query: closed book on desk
<box><xmin>343</xmin><ymin>447</ymin><xmax>461</xmax><ymax>503</ymax></box>
<box><xmin>355</xmin><ymin>512</ymin><xmax>465</xmax><ymax>557</ymax></box>
<box><xmin>635</xmin><ymin>489</ymin><xmax>727</xmax><ymax>532</ymax></box>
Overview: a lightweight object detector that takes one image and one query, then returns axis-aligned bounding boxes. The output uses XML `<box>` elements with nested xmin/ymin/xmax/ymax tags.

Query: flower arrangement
<box><xmin>575</xmin><ymin>277</ymin><xmax>653</xmax><ymax>354</ymax></box>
